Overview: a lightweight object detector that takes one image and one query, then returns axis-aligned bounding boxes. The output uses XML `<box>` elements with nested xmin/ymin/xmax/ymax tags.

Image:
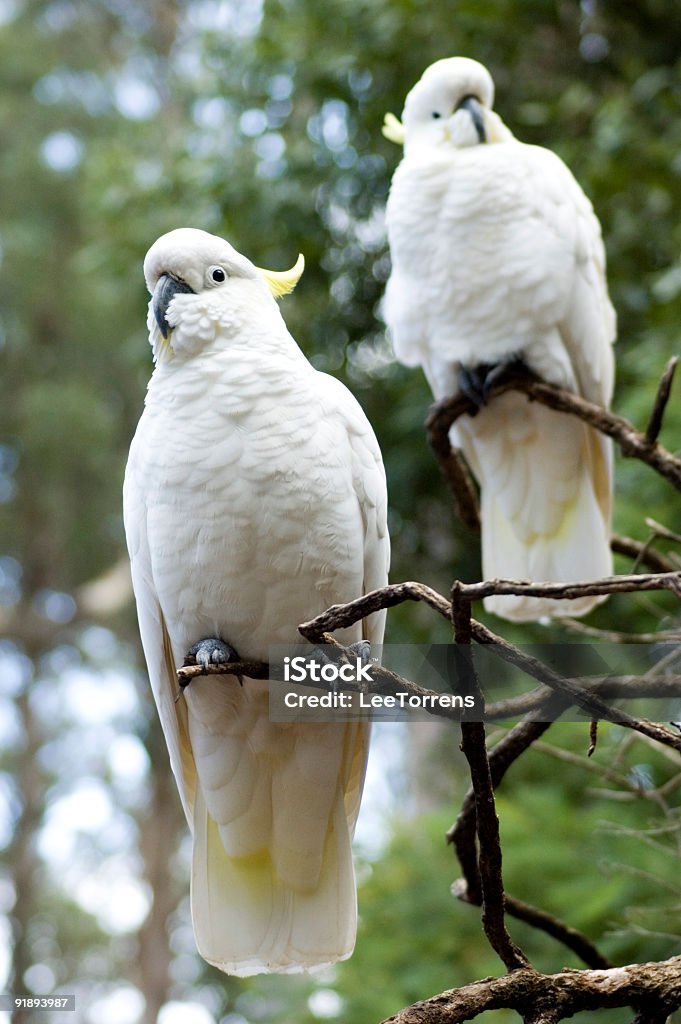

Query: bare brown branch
<box><xmin>379</xmin><ymin>360</ymin><xmax>681</xmax><ymax>1020</ymax></box>
<box><xmin>645</xmin><ymin>356</ymin><xmax>678</xmax><ymax>446</ymax></box>
<box><xmin>298</xmin><ymin>580</ymin><xmax>451</xmax><ymax>642</ymax></box>
<box><xmin>452</xmin><ymin>596</ymin><xmax>531</xmax><ymax>973</ymax></box>
<box><xmin>484</xmin><ymin>676</ymin><xmax>681</xmax><ymax>721</ymax></box>
<box><xmin>177</xmin><ymin>660</ymin><xmax>270</xmax><ymax>687</ymax></box>
<box><xmin>424</xmin><ymin>410</ymin><xmax>481</xmax><ymax>531</ymax></box>
<box><xmin>448</xmin><ymin>707</ymin><xmax>614</xmax><ymax>969</ymax></box>
<box><xmin>427</xmin><ymin>367</ymin><xmax>681</xmax><ymax>492</ymax></box>
<box><xmin>503</xmin><ymin>894</ymin><xmax>612</xmax><ymax>970</ymax></box>
<box><xmin>448</xmin><ymin>717</ymin><xmax>559</xmax><ymax>903</ymax></box>
<box><xmin>645</xmin><ymin>517</ymin><xmax>681</xmax><ymax>546</ymax></box>
<box><xmin>610</xmin><ymin>534</ymin><xmax>676</xmax><ymax>574</ymax></box>
<box><xmin>298</xmin><ymin>572</ymin><xmax>680</xmax><ymax>648</ymax></box>
<box><xmin>178</xmin><ymin>572</ymin><xmax>681</xmax><ymax>741</ymax></box>
<box><xmin>471</xmin><ymin>618</ymin><xmax>681</xmax><ymax>753</ymax></box>
<box><xmin>380</xmin><ymin>955</ymin><xmax>681</xmax><ymax>1024</ymax></box>
<box><xmin>454</xmin><ymin>571</ymin><xmax>681</xmax><ymax>603</ymax></box>
<box><xmin>177</xmin><ymin>654</ymin><xmax>475</xmax><ymax>722</ymax></box>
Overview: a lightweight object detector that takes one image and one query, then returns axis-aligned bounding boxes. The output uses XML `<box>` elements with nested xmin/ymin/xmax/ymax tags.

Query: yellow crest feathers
<box><xmin>257</xmin><ymin>253</ymin><xmax>305</xmax><ymax>299</ymax></box>
<box><xmin>382</xmin><ymin>112</ymin><xmax>405</xmax><ymax>146</ymax></box>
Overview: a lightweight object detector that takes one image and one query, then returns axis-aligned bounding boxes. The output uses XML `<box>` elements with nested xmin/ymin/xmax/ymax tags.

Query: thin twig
<box><xmin>451</xmin><ymin>878</ymin><xmax>612</xmax><ymax>969</ymax></box>
<box><xmin>454</xmin><ymin>571</ymin><xmax>681</xmax><ymax>603</ymax></box>
<box><xmin>471</xmin><ymin>618</ymin><xmax>681</xmax><ymax>752</ymax></box>
<box><xmin>529</xmin><ymin>739</ymin><xmax>670</xmax><ymax>797</ymax></box>
<box><xmin>645</xmin><ymin>517</ymin><xmax>681</xmax><ymax>546</ymax></box>
<box><xmin>611</xmin><ymin>534</ymin><xmax>676</xmax><ymax>574</ymax></box>
<box><xmin>485</xmin><ymin>677</ymin><xmax>681</xmax><ymax>721</ymax></box>
<box><xmin>177</xmin><ymin>659</ymin><xmax>270</xmax><ymax>687</ymax></box>
<box><xmin>504</xmin><ymin>894</ymin><xmax>612</xmax><ymax>970</ymax></box>
<box><xmin>562</xmin><ymin>619</ymin><xmax>681</xmax><ymax>642</ymax></box>
<box><xmin>645</xmin><ymin>356</ymin><xmax>679</xmax><ymax>446</ymax></box>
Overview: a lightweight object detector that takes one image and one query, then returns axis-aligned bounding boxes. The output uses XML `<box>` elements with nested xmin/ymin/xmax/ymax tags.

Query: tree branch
<box><xmin>173</xmin><ymin>569</ymin><xmax>681</xmax><ymax>1008</ymax></box>
<box><xmin>453</xmin><ymin>571</ymin><xmax>681</xmax><ymax>603</ymax></box>
<box><xmin>503</xmin><ymin>894</ymin><xmax>613</xmax><ymax>970</ymax></box>
<box><xmin>382</xmin><ymin>360</ymin><xmax>681</xmax><ymax>1020</ymax></box>
<box><xmin>470</xmin><ymin>617</ymin><xmax>681</xmax><ymax>753</ymax></box>
<box><xmin>452</xmin><ymin>593</ymin><xmax>531</xmax><ymax>972</ymax></box>
<box><xmin>426</xmin><ymin>365</ymin><xmax>681</xmax><ymax>493</ymax></box>
<box><xmin>610</xmin><ymin>534</ymin><xmax>677</xmax><ymax>574</ymax></box>
<box><xmin>179</xmin><ymin>577</ymin><xmax>679</xmax><ymax>745</ymax></box>
<box><xmin>298</xmin><ymin>572</ymin><xmax>681</xmax><ymax>646</ymax></box>
<box><xmin>484</xmin><ymin>675</ymin><xmax>681</xmax><ymax>721</ymax></box>
<box><xmin>448</xmin><ymin>719</ymin><xmax>558</xmax><ymax>894</ymax></box>
<box><xmin>645</xmin><ymin>356</ymin><xmax>678</xmax><ymax>446</ymax></box>
<box><xmin>380</xmin><ymin>955</ymin><xmax>681</xmax><ymax>1024</ymax></box>
<box><xmin>178</xmin><ymin>651</ymin><xmax>476</xmax><ymax>723</ymax></box>
<box><xmin>298</xmin><ymin>580</ymin><xmax>452</xmax><ymax>642</ymax></box>
<box><xmin>424</xmin><ymin>412</ymin><xmax>481</xmax><ymax>531</ymax></box>
<box><xmin>448</xmin><ymin>707</ymin><xmax>614</xmax><ymax>970</ymax></box>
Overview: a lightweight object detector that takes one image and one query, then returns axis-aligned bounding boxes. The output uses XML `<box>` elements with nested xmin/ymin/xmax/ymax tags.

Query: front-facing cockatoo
<box><xmin>383</xmin><ymin>57</ymin><xmax>615</xmax><ymax>621</ymax></box>
<box><xmin>123</xmin><ymin>228</ymin><xmax>389</xmax><ymax>975</ymax></box>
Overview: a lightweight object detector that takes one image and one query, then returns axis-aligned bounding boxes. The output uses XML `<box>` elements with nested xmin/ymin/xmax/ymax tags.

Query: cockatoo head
<box><xmin>383</xmin><ymin>57</ymin><xmax>512</xmax><ymax>155</ymax></box>
<box><xmin>143</xmin><ymin>227</ymin><xmax>304</xmax><ymax>361</ymax></box>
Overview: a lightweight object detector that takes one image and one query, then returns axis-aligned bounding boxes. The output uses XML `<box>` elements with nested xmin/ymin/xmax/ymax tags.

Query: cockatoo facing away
<box><xmin>123</xmin><ymin>228</ymin><xmax>389</xmax><ymax>975</ymax></box>
<box><xmin>383</xmin><ymin>57</ymin><xmax>615</xmax><ymax>621</ymax></box>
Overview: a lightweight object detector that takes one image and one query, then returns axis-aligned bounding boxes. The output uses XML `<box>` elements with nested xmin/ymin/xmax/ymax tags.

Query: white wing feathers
<box><xmin>123</xmin><ymin>446</ymin><xmax>197</xmax><ymax>824</ymax></box>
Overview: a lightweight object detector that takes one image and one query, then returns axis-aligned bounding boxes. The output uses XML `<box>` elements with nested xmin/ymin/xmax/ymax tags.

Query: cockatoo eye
<box><xmin>431</xmin><ymin>111</ymin><xmax>442</xmax><ymax>119</ymax></box>
<box><xmin>208</xmin><ymin>266</ymin><xmax>226</xmax><ymax>284</ymax></box>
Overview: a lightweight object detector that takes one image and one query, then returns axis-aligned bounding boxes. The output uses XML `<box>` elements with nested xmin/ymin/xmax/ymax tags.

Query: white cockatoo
<box><xmin>383</xmin><ymin>57</ymin><xmax>615</xmax><ymax>621</ymax></box>
<box><xmin>123</xmin><ymin>228</ymin><xmax>389</xmax><ymax>975</ymax></box>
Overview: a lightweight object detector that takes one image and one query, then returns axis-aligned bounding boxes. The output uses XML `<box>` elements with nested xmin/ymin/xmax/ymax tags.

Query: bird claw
<box><xmin>348</xmin><ymin>640</ymin><xmax>372</xmax><ymax>695</ymax></box>
<box><xmin>458</xmin><ymin>357</ymin><xmax>530</xmax><ymax>408</ymax></box>
<box><xmin>458</xmin><ymin>364</ymin><xmax>490</xmax><ymax>408</ymax></box>
<box><xmin>482</xmin><ymin>357</ymin><xmax>531</xmax><ymax>397</ymax></box>
<box><xmin>184</xmin><ymin>637</ymin><xmax>240</xmax><ymax>670</ymax></box>
<box><xmin>348</xmin><ymin>639</ymin><xmax>371</xmax><ymax>665</ymax></box>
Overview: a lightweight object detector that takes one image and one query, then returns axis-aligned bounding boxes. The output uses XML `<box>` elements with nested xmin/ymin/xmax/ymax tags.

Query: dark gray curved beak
<box><xmin>152</xmin><ymin>273</ymin><xmax>195</xmax><ymax>338</ymax></box>
<box><xmin>456</xmin><ymin>94</ymin><xmax>487</xmax><ymax>143</ymax></box>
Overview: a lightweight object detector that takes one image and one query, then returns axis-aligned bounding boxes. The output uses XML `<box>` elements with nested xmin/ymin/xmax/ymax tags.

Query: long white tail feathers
<box><xmin>455</xmin><ymin>400</ymin><xmax>612</xmax><ymax>622</ymax></box>
<box><xmin>190</xmin><ymin>718</ymin><xmax>370</xmax><ymax>976</ymax></box>
<box><xmin>480</xmin><ymin>469</ymin><xmax>612</xmax><ymax>621</ymax></box>
<box><xmin>191</xmin><ymin>786</ymin><xmax>357</xmax><ymax>976</ymax></box>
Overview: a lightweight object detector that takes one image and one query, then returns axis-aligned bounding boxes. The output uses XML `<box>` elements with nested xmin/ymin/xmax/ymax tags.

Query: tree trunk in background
<box><xmin>136</xmin><ymin>703</ymin><xmax>185</xmax><ymax>1024</ymax></box>
<box><xmin>9</xmin><ymin>665</ymin><xmax>43</xmax><ymax>1024</ymax></box>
